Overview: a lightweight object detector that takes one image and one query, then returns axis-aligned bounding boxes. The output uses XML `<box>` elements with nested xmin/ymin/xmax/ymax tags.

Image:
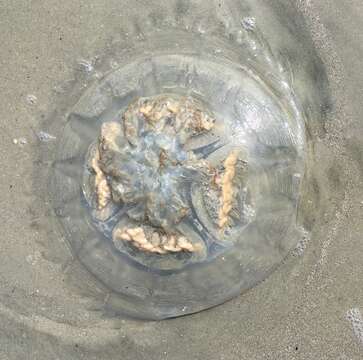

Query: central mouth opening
<box><xmin>82</xmin><ymin>94</ymin><xmax>250</xmax><ymax>268</ymax></box>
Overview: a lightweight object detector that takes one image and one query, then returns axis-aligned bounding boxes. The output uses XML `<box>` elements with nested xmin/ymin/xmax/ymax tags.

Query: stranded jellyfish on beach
<box><xmin>50</xmin><ymin>14</ymin><xmax>310</xmax><ymax>318</ymax></box>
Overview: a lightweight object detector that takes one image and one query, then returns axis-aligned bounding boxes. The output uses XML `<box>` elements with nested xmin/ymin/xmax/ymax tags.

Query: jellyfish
<box><xmin>50</xmin><ymin>16</ymin><xmax>309</xmax><ymax>320</ymax></box>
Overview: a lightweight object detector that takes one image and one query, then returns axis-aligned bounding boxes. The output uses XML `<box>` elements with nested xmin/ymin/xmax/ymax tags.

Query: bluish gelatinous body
<box><xmin>51</xmin><ymin>20</ymin><xmax>307</xmax><ymax>319</ymax></box>
<box><xmin>82</xmin><ymin>95</ymin><xmax>252</xmax><ymax>270</ymax></box>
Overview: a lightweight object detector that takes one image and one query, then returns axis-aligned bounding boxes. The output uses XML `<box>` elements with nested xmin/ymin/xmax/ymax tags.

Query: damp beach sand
<box><xmin>0</xmin><ymin>1</ymin><xmax>362</xmax><ymax>359</ymax></box>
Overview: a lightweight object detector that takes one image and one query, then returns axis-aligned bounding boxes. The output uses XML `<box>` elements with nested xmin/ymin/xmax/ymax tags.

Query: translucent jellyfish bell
<box><xmin>50</xmin><ymin>20</ymin><xmax>307</xmax><ymax>319</ymax></box>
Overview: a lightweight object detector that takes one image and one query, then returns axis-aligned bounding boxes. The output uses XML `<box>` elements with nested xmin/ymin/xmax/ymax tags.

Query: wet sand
<box><xmin>0</xmin><ymin>0</ymin><xmax>362</xmax><ymax>359</ymax></box>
